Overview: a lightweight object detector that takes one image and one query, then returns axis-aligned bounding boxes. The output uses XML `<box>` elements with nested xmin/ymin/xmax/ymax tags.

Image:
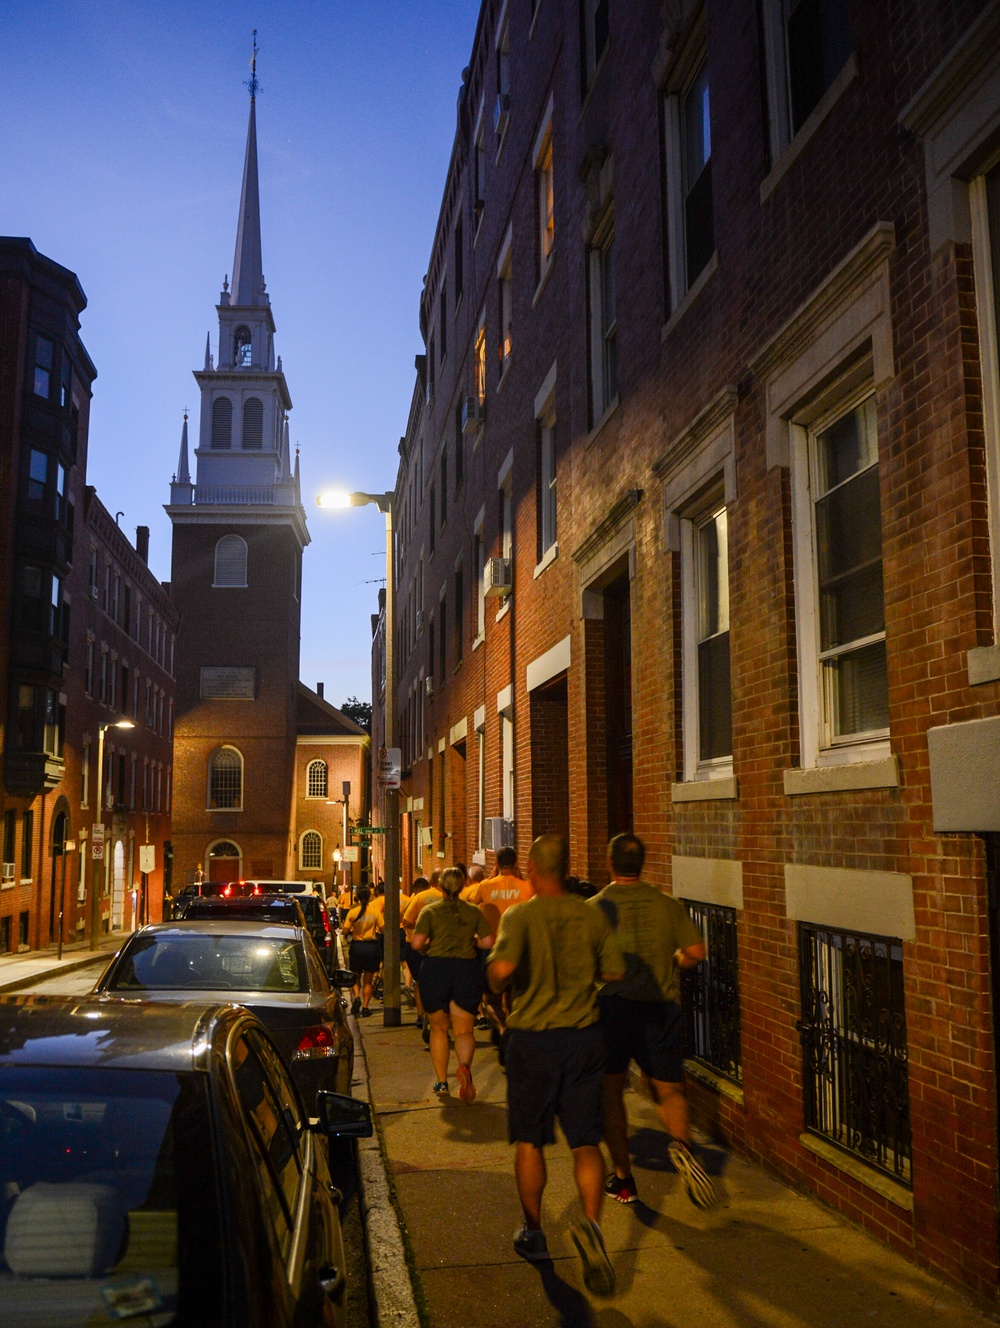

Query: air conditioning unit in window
<box><xmin>484</xmin><ymin>556</ymin><xmax>511</xmax><ymax>599</ymax></box>
<box><xmin>420</xmin><ymin>827</ymin><xmax>434</xmax><ymax>848</ymax></box>
<box><xmin>494</xmin><ymin>93</ymin><xmax>510</xmax><ymax>137</ymax></box>
<box><xmin>484</xmin><ymin>817</ymin><xmax>514</xmax><ymax>851</ymax></box>
<box><xmin>1</xmin><ymin>863</ymin><xmax>14</xmax><ymax>882</ymax></box>
<box><xmin>425</xmin><ymin>676</ymin><xmax>434</xmax><ymax>696</ymax></box>
<box><xmin>415</xmin><ymin>610</ymin><xmax>425</xmax><ymax>634</ymax></box>
<box><xmin>462</xmin><ymin>396</ymin><xmax>483</xmax><ymax>435</ymax></box>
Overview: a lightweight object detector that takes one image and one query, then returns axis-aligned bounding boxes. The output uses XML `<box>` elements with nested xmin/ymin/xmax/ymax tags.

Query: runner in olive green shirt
<box><xmin>593</xmin><ymin>833</ymin><xmax>715</xmax><ymax>1210</ymax></box>
<box><xmin>488</xmin><ymin>834</ymin><xmax>623</xmax><ymax>1297</ymax></box>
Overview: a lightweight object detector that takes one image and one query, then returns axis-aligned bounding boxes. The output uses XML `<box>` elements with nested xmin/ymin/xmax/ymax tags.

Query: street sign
<box><xmin>377</xmin><ymin>746</ymin><xmax>401</xmax><ymax>789</ymax></box>
<box><xmin>92</xmin><ymin>824</ymin><xmax>105</xmax><ymax>860</ymax></box>
<box><xmin>341</xmin><ymin>847</ymin><xmax>359</xmax><ymax>862</ymax></box>
<box><xmin>352</xmin><ymin>826</ymin><xmax>387</xmax><ymax>837</ymax></box>
<box><xmin>139</xmin><ymin>845</ymin><xmax>155</xmax><ymax>874</ymax></box>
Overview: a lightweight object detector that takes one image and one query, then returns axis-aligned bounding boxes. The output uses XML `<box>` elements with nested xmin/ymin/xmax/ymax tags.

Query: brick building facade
<box><xmin>0</xmin><ymin>237</ymin><xmax>177</xmax><ymax>951</ymax></box>
<box><xmin>379</xmin><ymin>0</ymin><xmax>1000</xmax><ymax>1297</ymax></box>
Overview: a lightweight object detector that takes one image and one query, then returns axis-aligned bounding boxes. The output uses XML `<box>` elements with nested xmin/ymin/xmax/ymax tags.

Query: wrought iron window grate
<box><xmin>797</xmin><ymin>923</ymin><xmax>911</xmax><ymax>1184</ymax></box>
<box><xmin>681</xmin><ymin>900</ymin><xmax>742</xmax><ymax>1084</ymax></box>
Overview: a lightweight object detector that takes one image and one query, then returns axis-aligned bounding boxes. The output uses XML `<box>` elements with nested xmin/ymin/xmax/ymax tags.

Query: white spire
<box><xmin>176</xmin><ymin>413</ymin><xmax>191</xmax><ymax>484</ymax></box>
<box><xmin>204</xmin><ymin>332</ymin><xmax>213</xmax><ymax>370</ymax></box>
<box><xmin>230</xmin><ymin>61</ymin><xmax>266</xmax><ymax>308</ymax></box>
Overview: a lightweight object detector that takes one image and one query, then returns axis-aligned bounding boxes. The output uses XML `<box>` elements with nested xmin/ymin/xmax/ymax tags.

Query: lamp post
<box><xmin>317</xmin><ymin>489</ymin><xmax>400</xmax><ymax>1027</ymax></box>
<box><xmin>91</xmin><ymin>718</ymin><xmax>135</xmax><ymax>950</ymax></box>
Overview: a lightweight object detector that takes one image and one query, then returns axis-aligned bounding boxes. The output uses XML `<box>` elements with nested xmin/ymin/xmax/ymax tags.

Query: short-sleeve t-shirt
<box><xmin>459</xmin><ymin>880</ymin><xmax>482</xmax><ymax>903</ymax></box>
<box><xmin>413</xmin><ymin>898</ymin><xmax>492</xmax><ymax>959</ymax></box>
<box><xmin>403</xmin><ymin>886</ymin><xmax>443</xmax><ymax>932</ymax></box>
<box><xmin>345</xmin><ymin>903</ymin><xmax>382</xmax><ymax>942</ymax></box>
<box><xmin>478</xmin><ymin>873</ymin><xmax>534</xmax><ymax>934</ymax></box>
<box><xmin>488</xmin><ymin>894</ymin><xmax>624</xmax><ymax>1031</ymax></box>
<box><xmin>369</xmin><ymin>894</ymin><xmax>386</xmax><ymax>927</ymax></box>
<box><xmin>337</xmin><ymin>890</ymin><xmax>353</xmax><ymax>911</ymax></box>
<box><xmin>591</xmin><ymin>881</ymin><xmax>703</xmax><ymax>1004</ymax></box>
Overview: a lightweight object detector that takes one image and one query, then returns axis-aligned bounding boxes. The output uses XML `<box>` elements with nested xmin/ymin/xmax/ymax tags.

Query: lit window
<box><xmin>306</xmin><ymin>760</ymin><xmax>328</xmax><ymax>799</ymax></box>
<box><xmin>474</xmin><ymin>317</ymin><xmax>487</xmax><ymax>404</ymax></box>
<box><xmin>536</xmin><ymin>134</ymin><xmax>554</xmax><ymax>277</ymax></box>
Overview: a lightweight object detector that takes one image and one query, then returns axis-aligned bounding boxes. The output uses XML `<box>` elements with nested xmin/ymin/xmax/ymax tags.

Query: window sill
<box><xmin>760</xmin><ymin>54</ymin><xmax>859</xmax><ymax>204</ymax></box>
<box><xmin>671</xmin><ymin>776</ymin><xmax>737</xmax><ymax>803</ymax></box>
<box><xmin>1</xmin><ymin>881</ymin><xmax>15</xmax><ymax>891</ymax></box>
<box><xmin>798</xmin><ymin>1132</ymin><xmax>912</xmax><ymax>1211</ymax></box>
<box><xmin>497</xmin><ymin>360</ymin><xmax>512</xmax><ymax>394</ymax></box>
<box><xmin>684</xmin><ymin>1059</ymin><xmax>745</xmax><ymax>1107</ymax></box>
<box><xmin>496</xmin><ymin>599</ymin><xmax>512</xmax><ymax>623</ymax></box>
<box><xmin>533</xmin><ymin>544</ymin><xmax>558</xmax><ymax>579</ymax></box>
<box><xmin>585</xmin><ymin>395</ymin><xmax>620</xmax><ymax>449</ymax></box>
<box><xmin>662</xmin><ymin>251</ymin><xmax>719</xmax><ymax>342</ymax></box>
<box><xmin>472</xmin><ymin>631</ymin><xmax>485</xmax><ymax>651</ymax></box>
<box><xmin>968</xmin><ymin>644</ymin><xmax>1000</xmax><ymax>686</ymax></box>
<box><xmin>784</xmin><ymin>756</ymin><xmax>898</xmax><ymax>796</ymax></box>
<box><xmin>532</xmin><ymin>258</ymin><xmax>555</xmax><ymax>308</ymax></box>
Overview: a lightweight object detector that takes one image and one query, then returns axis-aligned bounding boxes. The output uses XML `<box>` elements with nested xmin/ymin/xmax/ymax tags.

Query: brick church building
<box><xmin>379</xmin><ymin>0</ymin><xmax>1000</xmax><ymax>1300</ymax></box>
<box><xmin>166</xmin><ymin>78</ymin><xmax>367</xmax><ymax>891</ymax></box>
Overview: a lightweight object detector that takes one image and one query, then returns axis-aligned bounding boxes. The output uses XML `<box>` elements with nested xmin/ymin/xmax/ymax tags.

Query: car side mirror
<box><xmin>331</xmin><ymin>968</ymin><xmax>355</xmax><ymax>988</ymax></box>
<box><xmin>315</xmin><ymin>1090</ymin><xmax>373</xmax><ymax>1138</ymax></box>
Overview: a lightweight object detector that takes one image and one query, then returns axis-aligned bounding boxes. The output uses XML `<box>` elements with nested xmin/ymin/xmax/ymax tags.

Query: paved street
<box><xmin>359</xmin><ymin>1008</ymin><xmax>997</xmax><ymax>1328</ymax></box>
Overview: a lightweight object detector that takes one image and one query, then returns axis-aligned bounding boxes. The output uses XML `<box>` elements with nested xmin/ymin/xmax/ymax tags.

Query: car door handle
<box><xmin>327</xmin><ymin>1183</ymin><xmax>343</xmax><ymax>1205</ymax></box>
<box><xmin>319</xmin><ymin>1264</ymin><xmax>344</xmax><ymax>1297</ymax></box>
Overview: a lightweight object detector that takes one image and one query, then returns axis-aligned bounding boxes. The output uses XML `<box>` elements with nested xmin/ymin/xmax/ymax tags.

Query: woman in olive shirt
<box><xmin>411</xmin><ymin>866</ymin><xmax>494</xmax><ymax>1101</ymax></box>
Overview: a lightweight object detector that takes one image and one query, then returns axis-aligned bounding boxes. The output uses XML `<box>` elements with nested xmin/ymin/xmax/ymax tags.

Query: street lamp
<box><xmin>316</xmin><ymin>488</ymin><xmax>401</xmax><ymax>1027</ymax></box>
<box><xmin>91</xmin><ymin>718</ymin><xmax>135</xmax><ymax>951</ymax></box>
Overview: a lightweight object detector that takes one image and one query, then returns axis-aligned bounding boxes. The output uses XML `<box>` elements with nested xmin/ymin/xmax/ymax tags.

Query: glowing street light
<box><xmin>90</xmin><ymin>718</ymin><xmax>135</xmax><ymax>950</ymax></box>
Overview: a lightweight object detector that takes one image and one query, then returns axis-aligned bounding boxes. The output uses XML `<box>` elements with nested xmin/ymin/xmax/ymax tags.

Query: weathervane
<box><xmin>245</xmin><ymin>29</ymin><xmax>260</xmax><ymax>101</ymax></box>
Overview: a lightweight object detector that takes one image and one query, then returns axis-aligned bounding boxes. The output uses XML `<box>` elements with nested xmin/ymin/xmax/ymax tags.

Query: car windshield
<box><xmin>0</xmin><ymin>1066</ymin><xmax>221</xmax><ymax>1327</ymax></box>
<box><xmin>111</xmin><ymin>933</ymin><xmax>308</xmax><ymax>993</ymax></box>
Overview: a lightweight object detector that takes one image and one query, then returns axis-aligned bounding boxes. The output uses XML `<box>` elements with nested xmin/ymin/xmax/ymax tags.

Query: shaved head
<box><xmin>528</xmin><ymin>834</ymin><xmax>569</xmax><ymax>880</ymax></box>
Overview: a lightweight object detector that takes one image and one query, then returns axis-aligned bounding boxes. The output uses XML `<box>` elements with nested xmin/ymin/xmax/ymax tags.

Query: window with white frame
<box><xmin>665</xmin><ymin>52</ymin><xmax>714</xmax><ymax>307</ymax></box>
<box><xmin>214</xmin><ymin>534</ymin><xmax>248</xmax><ymax>588</ymax></box>
<box><xmin>300</xmin><ymin>831</ymin><xmax>323</xmax><ymax>871</ymax></box>
<box><xmin>536</xmin><ymin>126</ymin><xmax>554</xmax><ymax>280</ymax></box>
<box><xmin>971</xmin><ymin>158</ymin><xmax>1000</xmax><ymax>633</ymax></box>
<box><xmin>538</xmin><ymin>414</ymin><xmax>557</xmax><ymax>557</ymax></box>
<box><xmin>681</xmin><ymin>494</ymin><xmax>732</xmax><ymax>777</ymax></box>
<box><xmin>582</xmin><ymin>0</ymin><xmax>609</xmax><ymax>90</ymax></box>
<box><xmin>794</xmin><ymin>390</ymin><xmax>888</xmax><ymax>751</ymax></box>
<box><xmin>477</xmin><ymin>724</ymin><xmax>486</xmax><ymax>850</ymax></box>
<box><xmin>306</xmin><ymin>759</ymin><xmax>328</xmax><ymax>799</ymax></box>
<box><xmin>495</xmin><ymin>16</ymin><xmax>511</xmax><ymax>141</ymax></box>
<box><xmin>501</xmin><ymin>711</ymin><xmax>515</xmax><ymax>821</ymax></box>
<box><xmin>762</xmin><ymin>0</ymin><xmax>853</xmax><ymax>155</ymax></box>
<box><xmin>498</xmin><ymin>249</ymin><xmax>513</xmax><ymax>378</ymax></box>
<box><xmin>208</xmin><ymin>746</ymin><xmax>243</xmax><ymax>810</ymax></box>
<box><xmin>474</xmin><ymin>512</ymin><xmax>486</xmax><ymax>638</ymax></box>
<box><xmin>588</xmin><ymin>216</ymin><xmax>617</xmax><ymax>423</ymax></box>
<box><xmin>500</xmin><ymin>481</ymin><xmax>513</xmax><ymax>565</ymax></box>
<box><xmin>474</xmin><ymin>314</ymin><xmax>487</xmax><ymax>404</ymax></box>
<box><xmin>474</xmin><ymin>115</ymin><xmax>486</xmax><ymax>230</ymax></box>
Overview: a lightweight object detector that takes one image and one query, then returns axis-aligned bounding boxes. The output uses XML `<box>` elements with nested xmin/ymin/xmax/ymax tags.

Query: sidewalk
<box><xmin>359</xmin><ymin>1007</ymin><xmax>996</xmax><ymax>1328</ymax></box>
<box><xmin>0</xmin><ymin>933</ymin><xmax>123</xmax><ymax>993</ymax></box>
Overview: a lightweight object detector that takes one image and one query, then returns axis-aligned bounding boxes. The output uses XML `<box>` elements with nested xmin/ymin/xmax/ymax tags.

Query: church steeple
<box><xmin>230</xmin><ymin>56</ymin><xmax>265</xmax><ymax>309</ymax></box>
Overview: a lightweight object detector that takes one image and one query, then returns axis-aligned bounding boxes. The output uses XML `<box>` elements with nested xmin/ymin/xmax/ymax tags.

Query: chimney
<box><xmin>317</xmin><ymin>682</ymin><xmax>324</xmax><ymax>699</ymax></box>
<box><xmin>136</xmin><ymin>526</ymin><xmax>150</xmax><ymax>564</ymax></box>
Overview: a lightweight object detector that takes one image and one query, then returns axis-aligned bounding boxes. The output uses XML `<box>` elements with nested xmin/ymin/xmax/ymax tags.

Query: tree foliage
<box><xmin>340</xmin><ymin>695</ymin><xmax>372</xmax><ymax>734</ymax></box>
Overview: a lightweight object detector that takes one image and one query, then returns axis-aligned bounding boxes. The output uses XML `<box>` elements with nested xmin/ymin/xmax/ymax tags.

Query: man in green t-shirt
<box><xmin>488</xmin><ymin>834</ymin><xmax>624</xmax><ymax>1298</ymax></box>
<box><xmin>592</xmin><ymin>833</ymin><xmax>714</xmax><ymax>1210</ymax></box>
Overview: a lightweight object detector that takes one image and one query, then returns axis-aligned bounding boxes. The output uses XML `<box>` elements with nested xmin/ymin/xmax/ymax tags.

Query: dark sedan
<box><xmin>93</xmin><ymin>922</ymin><xmax>353</xmax><ymax>1114</ymax></box>
<box><xmin>0</xmin><ymin>995</ymin><xmax>371</xmax><ymax>1327</ymax></box>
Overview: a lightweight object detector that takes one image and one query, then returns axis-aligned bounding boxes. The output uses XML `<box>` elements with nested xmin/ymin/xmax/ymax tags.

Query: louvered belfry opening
<box><xmin>242</xmin><ymin>397</ymin><xmax>263</xmax><ymax>449</ymax></box>
<box><xmin>214</xmin><ymin>534</ymin><xmax>248</xmax><ymax>587</ymax></box>
<box><xmin>211</xmin><ymin>396</ymin><xmax>233</xmax><ymax>449</ymax></box>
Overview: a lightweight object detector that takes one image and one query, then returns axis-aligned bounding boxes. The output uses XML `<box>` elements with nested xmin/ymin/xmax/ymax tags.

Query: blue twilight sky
<box><xmin>0</xmin><ymin>1</ymin><xmax>479</xmax><ymax>708</ymax></box>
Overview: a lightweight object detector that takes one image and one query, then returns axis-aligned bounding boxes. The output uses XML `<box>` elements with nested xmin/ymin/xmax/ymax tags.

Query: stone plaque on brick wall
<box><xmin>200</xmin><ymin>666</ymin><xmax>255</xmax><ymax>700</ymax></box>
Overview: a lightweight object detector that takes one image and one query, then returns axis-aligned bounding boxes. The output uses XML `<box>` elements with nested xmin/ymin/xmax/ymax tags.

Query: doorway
<box><xmin>604</xmin><ymin>574</ymin><xmax>633</xmax><ymax>837</ymax></box>
<box><xmin>530</xmin><ymin>675</ymin><xmax>570</xmax><ymax>843</ymax></box>
<box><xmin>48</xmin><ymin>811</ymin><xmax>68</xmax><ymax>945</ymax></box>
<box><xmin>208</xmin><ymin>840</ymin><xmax>242</xmax><ymax>883</ymax></box>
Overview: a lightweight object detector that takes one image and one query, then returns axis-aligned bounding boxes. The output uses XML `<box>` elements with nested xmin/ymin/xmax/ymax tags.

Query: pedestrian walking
<box><xmin>336</xmin><ymin>883</ymin><xmax>353</xmax><ymax>929</ymax></box>
<box><xmin>460</xmin><ymin>863</ymin><xmax>486</xmax><ymax>902</ymax></box>
<box><xmin>344</xmin><ymin>885</ymin><xmax>383</xmax><ymax>1017</ymax></box>
<box><xmin>477</xmin><ymin>846</ymin><xmax>531</xmax><ymax>933</ymax></box>
<box><xmin>410</xmin><ymin>866</ymin><xmax>495</xmax><ymax>1100</ymax></box>
<box><xmin>593</xmin><ymin>832</ymin><xmax>715</xmax><ymax>1209</ymax></box>
<box><xmin>403</xmin><ymin>871</ymin><xmax>444</xmax><ymax>1036</ymax></box>
<box><xmin>488</xmin><ymin>834</ymin><xmax>624</xmax><ymax>1298</ymax></box>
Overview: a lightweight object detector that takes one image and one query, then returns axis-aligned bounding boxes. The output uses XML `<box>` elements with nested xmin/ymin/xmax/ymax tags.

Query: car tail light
<box><xmin>293</xmin><ymin>1024</ymin><xmax>338</xmax><ymax>1060</ymax></box>
<box><xmin>322</xmin><ymin>908</ymin><xmax>331</xmax><ymax>935</ymax></box>
<box><xmin>222</xmin><ymin>884</ymin><xmax>232</xmax><ymax>898</ymax></box>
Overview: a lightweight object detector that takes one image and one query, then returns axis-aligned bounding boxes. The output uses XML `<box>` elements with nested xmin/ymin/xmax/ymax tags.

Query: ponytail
<box><xmin>357</xmin><ymin>886</ymin><xmax>371</xmax><ymax>918</ymax></box>
<box><xmin>440</xmin><ymin>866</ymin><xmax>464</xmax><ymax>912</ymax></box>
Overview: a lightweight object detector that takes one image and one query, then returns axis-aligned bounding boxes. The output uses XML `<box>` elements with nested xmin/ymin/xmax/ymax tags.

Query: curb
<box><xmin>0</xmin><ymin>948</ymin><xmax>113</xmax><ymax>995</ymax></box>
<box><xmin>350</xmin><ymin>1011</ymin><xmax>422</xmax><ymax>1328</ymax></box>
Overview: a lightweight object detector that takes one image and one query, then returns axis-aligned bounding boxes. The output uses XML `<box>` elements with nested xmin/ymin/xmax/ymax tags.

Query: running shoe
<box><xmin>570</xmin><ymin>1218</ymin><xmax>616</xmax><ymax>1297</ymax></box>
<box><xmin>604</xmin><ymin>1173</ymin><xmax>639</xmax><ymax>1204</ymax></box>
<box><xmin>432</xmin><ymin>1081</ymin><xmax>449</xmax><ymax>1096</ymax></box>
<box><xmin>414</xmin><ymin>1015</ymin><xmax>424</xmax><ymax>1029</ymax></box>
<box><xmin>513</xmin><ymin>1226</ymin><xmax>550</xmax><ymax>1262</ymax></box>
<box><xmin>456</xmin><ymin>1064</ymin><xmax>476</xmax><ymax>1104</ymax></box>
<box><xmin>361</xmin><ymin>1008</ymin><xmax>372</xmax><ymax>1018</ymax></box>
<box><xmin>351</xmin><ymin>996</ymin><xmax>361</xmax><ymax>1017</ymax></box>
<box><xmin>668</xmin><ymin>1140</ymin><xmax>716</xmax><ymax>1209</ymax></box>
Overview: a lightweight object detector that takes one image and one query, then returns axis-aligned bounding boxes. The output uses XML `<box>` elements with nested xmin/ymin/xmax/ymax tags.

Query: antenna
<box><xmin>245</xmin><ymin>29</ymin><xmax>260</xmax><ymax>101</ymax></box>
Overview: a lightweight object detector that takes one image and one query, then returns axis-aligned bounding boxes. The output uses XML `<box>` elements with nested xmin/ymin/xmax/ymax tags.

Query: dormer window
<box><xmin>234</xmin><ymin>327</ymin><xmax>252</xmax><ymax>368</ymax></box>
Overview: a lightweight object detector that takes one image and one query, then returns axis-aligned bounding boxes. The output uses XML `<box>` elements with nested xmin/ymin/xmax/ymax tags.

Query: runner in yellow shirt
<box><xmin>343</xmin><ymin>886</ymin><xmax>383</xmax><ymax>1017</ymax></box>
<box><xmin>403</xmin><ymin>872</ymin><xmax>444</xmax><ymax>1037</ymax></box>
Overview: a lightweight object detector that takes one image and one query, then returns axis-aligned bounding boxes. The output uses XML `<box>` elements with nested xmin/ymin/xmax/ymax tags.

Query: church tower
<box><xmin>166</xmin><ymin>49</ymin><xmax>309</xmax><ymax>887</ymax></box>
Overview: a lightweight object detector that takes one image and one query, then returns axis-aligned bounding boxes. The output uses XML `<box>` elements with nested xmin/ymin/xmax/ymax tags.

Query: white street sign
<box><xmin>377</xmin><ymin>746</ymin><xmax>402</xmax><ymax>789</ymax></box>
<box><xmin>139</xmin><ymin>845</ymin><xmax>155</xmax><ymax>874</ymax></box>
<box><xmin>341</xmin><ymin>847</ymin><xmax>359</xmax><ymax>863</ymax></box>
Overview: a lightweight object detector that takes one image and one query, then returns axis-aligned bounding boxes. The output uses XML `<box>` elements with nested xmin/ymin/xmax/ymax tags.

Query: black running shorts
<box><xmin>505</xmin><ymin>1024</ymin><xmax>605</xmax><ymax>1149</ymax></box>
<box><xmin>417</xmin><ymin>955</ymin><xmax>483</xmax><ymax>1014</ymax></box>
<box><xmin>598</xmin><ymin>994</ymin><xmax>684</xmax><ymax>1083</ymax></box>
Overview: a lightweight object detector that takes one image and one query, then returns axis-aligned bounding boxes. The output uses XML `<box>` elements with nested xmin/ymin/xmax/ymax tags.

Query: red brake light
<box><xmin>322</xmin><ymin>908</ymin><xmax>331</xmax><ymax>934</ymax></box>
<box><xmin>293</xmin><ymin>1024</ymin><xmax>338</xmax><ymax>1060</ymax></box>
<box><xmin>222</xmin><ymin>884</ymin><xmax>232</xmax><ymax>898</ymax></box>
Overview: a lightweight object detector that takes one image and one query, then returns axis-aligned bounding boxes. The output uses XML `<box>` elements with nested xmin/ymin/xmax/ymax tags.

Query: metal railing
<box><xmin>797</xmin><ymin>923</ymin><xmax>911</xmax><ymax>1184</ymax></box>
<box><xmin>193</xmin><ymin>485</ymin><xmax>278</xmax><ymax>505</ymax></box>
<box><xmin>681</xmin><ymin>900</ymin><xmax>742</xmax><ymax>1084</ymax></box>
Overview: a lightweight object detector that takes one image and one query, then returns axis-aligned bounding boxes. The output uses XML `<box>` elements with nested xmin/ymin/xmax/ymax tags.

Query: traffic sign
<box><xmin>139</xmin><ymin>845</ymin><xmax>155</xmax><ymax>874</ymax></box>
<box><xmin>377</xmin><ymin>746</ymin><xmax>401</xmax><ymax>789</ymax></box>
<box><xmin>351</xmin><ymin>826</ymin><xmax>387</xmax><ymax>837</ymax></box>
<box><xmin>341</xmin><ymin>847</ymin><xmax>359</xmax><ymax>863</ymax></box>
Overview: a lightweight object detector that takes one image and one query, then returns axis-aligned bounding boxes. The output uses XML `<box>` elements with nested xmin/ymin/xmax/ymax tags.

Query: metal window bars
<box><xmin>681</xmin><ymin>900</ymin><xmax>742</xmax><ymax>1084</ymax></box>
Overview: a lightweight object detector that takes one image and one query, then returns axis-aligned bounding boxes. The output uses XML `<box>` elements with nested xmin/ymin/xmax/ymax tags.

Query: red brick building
<box><xmin>380</xmin><ymin>0</ymin><xmax>1000</xmax><ymax>1297</ymax></box>
<box><xmin>0</xmin><ymin>237</ymin><xmax>177</xmax><ymax>949</ymax></box>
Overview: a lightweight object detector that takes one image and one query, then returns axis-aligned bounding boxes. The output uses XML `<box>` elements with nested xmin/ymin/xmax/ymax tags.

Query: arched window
<box><xmin>242</xmin><ymin>397</ymin><xmax>264</xmax><ymax>450</ymax></box>
<box><xmin>208</xmin><ymin>746</ymin><xmax>243</xmax><ymax>809</ymax></box>
<box><xmin>306</xmin><ymin>759</ymin><xmax>328</xmax><ymax>799</ymax></box>
<box><xmin>234</xmin><ymin>327</ymin><xmax>252</xmax><ymax>368</ymax></box>
<box><xmin>300</xmin><ymin>831</ymin><xmax>323</xmax><ymax>871</ymax></box>
<box><xmin>211</xmin><ymin>396</ymin><xmax>233</xmax><ymax>449</ymax></box>
<box><xmin>214</xmin><ymin>535</ymin><xmax>248</xmax><ymax>587</ymax></box>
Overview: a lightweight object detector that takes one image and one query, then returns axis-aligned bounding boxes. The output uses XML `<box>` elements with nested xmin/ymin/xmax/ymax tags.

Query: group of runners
<box><xmin>331</xmin><ymin>831</ymin><xmax>715</xmax><ymax>1298</ymax></box>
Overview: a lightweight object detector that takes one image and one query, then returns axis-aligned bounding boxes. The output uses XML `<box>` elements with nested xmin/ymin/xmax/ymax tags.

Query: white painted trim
<box><xmin>532</xmin><ymin>95</ymin><xmax>554</xmax><ymax>165</ymax></box>
<box><xmin>474</xmin><ymin>705</ymin><xmax>486</xmax><ymax>732</ymax></box>
<box><xmin>784</xmin><ymin>757</ymin><xmax>898</xmax><ymax>795</ymax></box>
<box><xmin>498</xmin><ymin>447</ymin><xmax>514</xmax><ymax>489</ymax></box>
<box><xmin>671</xmin><ymin>776</ymin><xmax>737</xmax><ymax>802</ymax></box>
<box><xmin>534</xmin><ymin>361</ymin><xmax>558</xmax><ymax>419</ymax></box>
<box><xmin>526</xmin><ymin>635</ymin><xmax>571</xmax><ymax>693</ymax></box>
<box><xmin>449</xmin><ymin>718</ymin><xmax>468</xmax><ymax>746</ymax></box>
<box><xmin>437</xmin><ymin>737</ymin><xmax>446</xmax><ymax>754</ymax></box>
<box><xmin>496</xmin><ymin>223</ymin><xmax>513</xmax><ymax>278</ymax></box>
<box><xmin>296</xmin><ymin>735</ymin><xmax>368</xmax><ymax>748</ymax></box>
<box><xmin>497</xmin><ymin>684</ymin><xmax>513</xmax><ymax>715</ymax></box>
<box><xmin>533</xmin><ymin>543</ymin><xmax>559</xmax><ymax>579</ymax></box>
<box><xmin>784</xmin><ymin>864</ymin><xmax>915</xmax><ymax>941</ymax></box>
<box><xmin>673</xmin><ymin>856</ymin><xmax>743</xmax><ymax>910</ymax></box>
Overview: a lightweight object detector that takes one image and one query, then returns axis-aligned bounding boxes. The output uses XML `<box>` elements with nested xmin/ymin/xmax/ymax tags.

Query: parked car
<box><xmin>93</xmin><ymin>922</ymin><xmax>354</xmax><ymax>1113</ymax></box>
<box><xmin>236</xmin><ymin>883</ymin><xmax>336</xmax><ymax>973</ymax></box>
<box><xmin>0</xmin><ymin>994</ymin><xmax>370</xmax><ymax>1327</ymax></box>
<box><xmin>167</xmin><ymin>878</ymin><xmax>257</xmax><ymax>919</ymax></box>
<box><xmin>176</xmin><ymin>894</ymin><xmax>309</xmax><ymax>927</ymax></box>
